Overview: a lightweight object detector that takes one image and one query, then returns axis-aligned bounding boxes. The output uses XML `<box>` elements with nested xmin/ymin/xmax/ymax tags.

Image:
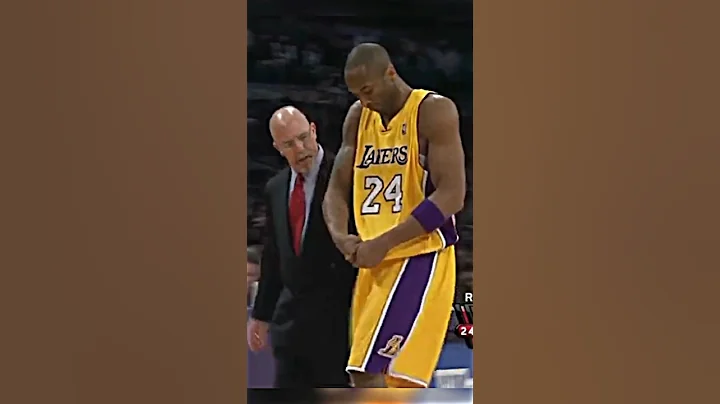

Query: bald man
<box><xmin>248</xmin><ymin>106</ymin><xmax>357</xmax><ymax>388</ymax></box>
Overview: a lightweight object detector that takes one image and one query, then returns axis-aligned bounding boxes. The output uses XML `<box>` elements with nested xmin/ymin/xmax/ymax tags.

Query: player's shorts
<box><xmin>347</xmin><ymin>246</ymin><xmax>456</xmax><ymax>387</ymax></box>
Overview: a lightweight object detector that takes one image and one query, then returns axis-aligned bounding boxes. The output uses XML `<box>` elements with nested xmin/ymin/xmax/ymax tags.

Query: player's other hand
<box><xmin>332</xmin><ymin>233</ymin><xmax>362</xmax><ymax>262</ymax></box>
<box><xmin>247</xmin><ymin>318</ymin><xmax>269</xmax><ymax>352</ymax></box>
<box><xmin>353</xmin><ymin>237</ymin><xmax>390</xmax><ymax>269</ymax></box>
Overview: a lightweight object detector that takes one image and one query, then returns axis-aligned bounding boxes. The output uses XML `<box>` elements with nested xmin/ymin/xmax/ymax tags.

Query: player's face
<box><xmin>345</xmin><ymin>66</ymin><xmax>394</xmax><ymax>114</ymax></box>
<box><xmin>273</xmin><ymin>121</ymin><xmax>319</xmax><ymax>175</ymax></box>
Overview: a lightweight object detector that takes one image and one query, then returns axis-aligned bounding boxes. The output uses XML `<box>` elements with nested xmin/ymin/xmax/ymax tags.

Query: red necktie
<box><xmin>289</xmin><ymin>174</ymin><xmax>306</xmax><ymax>255</ymax></box>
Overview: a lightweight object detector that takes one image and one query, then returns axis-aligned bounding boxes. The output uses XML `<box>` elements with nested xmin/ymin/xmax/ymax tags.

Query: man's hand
<box><xmin>352</xmin><ymin>237</ymin><xmax>391</xmax><ymax>269</ymax></box>
<box><xmin>247</xmin><ymin>318</ymin><xmax>269</xmax><ymax>352</ymax></box>
<box><xmin>332</xmin><ymin>233</ymin><xmax>362</xmax><ymax>262</ymax></box>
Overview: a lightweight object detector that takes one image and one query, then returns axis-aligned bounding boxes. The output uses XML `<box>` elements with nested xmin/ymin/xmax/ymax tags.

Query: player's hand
<box><xmin>352</xmin><ymin>237</ymin><xmax>390</xmax><ymax>269</ymax></box>
<box><xmin>332</xmin><ymin>233</ymin><xmax>362</xmax><ymax>262</ymax></box>
<box><xmin>247</xmin><ymin>318</ymin><xmax>269</xmax><ymax>352</ymax></box>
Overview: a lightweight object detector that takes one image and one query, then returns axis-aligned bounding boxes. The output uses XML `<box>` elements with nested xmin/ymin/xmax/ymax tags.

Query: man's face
<box><xmin>247</xmin><ymin>263</ymin><xmax>260</xmax><ymax>284</ymax></box>
<box><xmin>345</xmin><ymin>65</ymin><xmax>395</xmax><ymax>114</ymax></box>
<box><xmin>273</xmin><ymin>121</ymin><xmax>319</xmax><ymax>175</ymax></box>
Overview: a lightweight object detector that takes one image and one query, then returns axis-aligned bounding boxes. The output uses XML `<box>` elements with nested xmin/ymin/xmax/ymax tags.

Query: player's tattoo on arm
<box><xmin>377</xmin><ymin>95</ymin><xmax>466</xmax><ymax>249</ymax></box>
<box><xmin>322</xmin><ymin>101</ymin><xmax>362</xmax><ymax>239</ymax></box>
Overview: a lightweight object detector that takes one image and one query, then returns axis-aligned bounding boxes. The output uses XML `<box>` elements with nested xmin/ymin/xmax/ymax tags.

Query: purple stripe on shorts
<box><xmin>364</xmin><ymin>252</ymin><xmax>437</xmax><ymax>373</ymax></box>
<box><xmin>424</xmin><ymin>173</ymin><xmax>459</xmax><ymax>246</ymax></box>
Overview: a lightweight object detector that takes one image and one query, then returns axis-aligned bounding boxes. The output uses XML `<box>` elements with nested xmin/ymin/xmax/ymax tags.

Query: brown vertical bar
<box><xmin>0</xmin><ymin>0</ymin><xmax>248</xmax><ymax>403</ymax></box>
<box><xmin>474</xmin><ymin>0</ymin><xmax>720</xmax><ymax>403</ymax></box>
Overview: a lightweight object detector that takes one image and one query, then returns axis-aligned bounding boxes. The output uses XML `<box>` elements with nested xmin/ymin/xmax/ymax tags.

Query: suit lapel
<box><xmin>271</xmin><ymin>168</ymin><xmax>295</xmax><ymax>258</ymax></box>
<box><xmin>300</xmin><ymin>152</ymin><xmax>333</xmax><ymax>258</ymax></box>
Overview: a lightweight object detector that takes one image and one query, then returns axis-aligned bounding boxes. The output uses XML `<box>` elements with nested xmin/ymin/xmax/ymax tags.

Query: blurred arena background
<box><xmin>246</xmin><ymin>0</ymin><xmax>474</xmax><ymax>393</ymax></box>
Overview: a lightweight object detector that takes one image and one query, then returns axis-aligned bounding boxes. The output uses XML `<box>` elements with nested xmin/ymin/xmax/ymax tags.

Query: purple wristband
<box><xmin>411</xmin><ymin>199</ymin><xmax>446</xmax><ymax>233</ymax></box>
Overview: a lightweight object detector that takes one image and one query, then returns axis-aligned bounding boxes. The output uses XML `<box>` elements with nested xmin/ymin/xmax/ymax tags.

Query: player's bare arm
<box><xmin>354</xmin><ymin>95</ymin><xmax>466</xmax><ymax>267</ymax></box>
<box><xmin>322</xmin><ymin>101</ymin><xmax>363</xmax><ymax>259</ymax></box>
<box><xmin>380</xmin><ymin>94</ymin><xmax>465</xmax><ymax>248</ymax></box>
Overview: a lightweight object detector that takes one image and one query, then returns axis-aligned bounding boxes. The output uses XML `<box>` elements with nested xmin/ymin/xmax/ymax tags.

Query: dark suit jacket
<box><xmin>251</xmin><ymin>151</ymin><xmax>357</xmax><ymax>353</ymax></box>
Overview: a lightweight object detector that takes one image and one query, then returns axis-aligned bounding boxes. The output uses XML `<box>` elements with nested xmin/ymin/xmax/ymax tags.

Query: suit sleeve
<box><xmin>251</xmin><ymin>186</ymin><xmax>283</xmax><ymax>322</ymax></box>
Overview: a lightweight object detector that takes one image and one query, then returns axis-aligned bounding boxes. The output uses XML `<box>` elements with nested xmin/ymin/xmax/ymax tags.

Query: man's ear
<box><xmin>387</xmin><ymin>64</ymin><xmax>397</xmax><ymax>79</ymax></box>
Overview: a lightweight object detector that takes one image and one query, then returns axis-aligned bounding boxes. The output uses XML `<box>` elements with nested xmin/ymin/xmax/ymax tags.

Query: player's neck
<box><xmin>382</xmin><ymin>84</ymin><xmax>413</xmax><ymax>123</ymax></box>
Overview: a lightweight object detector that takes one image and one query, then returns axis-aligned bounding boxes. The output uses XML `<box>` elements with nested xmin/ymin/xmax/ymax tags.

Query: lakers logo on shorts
<box><xmin>377</xmin><ymin>334</ymin><xmax>404</xmax><ymax>358</ymax></box>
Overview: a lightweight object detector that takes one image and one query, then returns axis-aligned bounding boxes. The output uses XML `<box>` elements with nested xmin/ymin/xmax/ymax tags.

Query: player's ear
<box><xmin>387</xmin><ymin>64</ymin><xmax>397</xmax><ymax>79</ymax></box>
<box><xmin>309</xmin><ymin>122</ymin><xmax>317</xmax><ymax>139</ymax></box>
<box><xmin>272</xmin><ymin>141</ymin><xmax>282</xmax><ymax>155</ymax></box>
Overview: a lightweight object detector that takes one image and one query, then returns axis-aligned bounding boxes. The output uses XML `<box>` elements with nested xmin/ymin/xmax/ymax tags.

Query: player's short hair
<box><xmin>247</xmin><ymin>245</ymin><xmax>262</xmax><ymax>265</ymax></box>
<box><xmin>344</xmin><ymin>42</ymin><xmax>391</xmax><ymax>76</ymax></box>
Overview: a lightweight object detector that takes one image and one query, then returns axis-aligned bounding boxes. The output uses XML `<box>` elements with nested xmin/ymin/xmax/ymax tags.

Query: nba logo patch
<box><xmin>401</xmin><ymin>123</ymin><xmax>407</xmax><ymax>135</ymax></box>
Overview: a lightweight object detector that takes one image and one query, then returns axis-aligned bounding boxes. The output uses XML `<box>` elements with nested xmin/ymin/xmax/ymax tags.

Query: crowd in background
<box><xmin>247</xmin><ymin>4</ymin><xmax>472</xmax><ymax>340</ymax></box>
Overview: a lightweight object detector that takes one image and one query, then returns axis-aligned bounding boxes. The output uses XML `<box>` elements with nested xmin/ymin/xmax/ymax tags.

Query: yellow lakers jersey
<box><xmin>352</xmin><ymin>89</ymin><xmax>459</xmax><ymax>261</ymax></box>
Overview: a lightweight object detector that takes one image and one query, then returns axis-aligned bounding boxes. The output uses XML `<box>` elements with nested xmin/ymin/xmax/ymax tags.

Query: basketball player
<box><xmin>322</xmin><ymin>43</ymin><xmax>466</xmax><ymax>388</ymax></box>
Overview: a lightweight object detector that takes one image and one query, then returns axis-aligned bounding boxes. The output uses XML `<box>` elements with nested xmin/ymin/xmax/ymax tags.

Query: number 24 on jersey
<box><xmin>360</xmin><ymin>174</ymin><xmax>404</xmax><ymax>215</ymax></box>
